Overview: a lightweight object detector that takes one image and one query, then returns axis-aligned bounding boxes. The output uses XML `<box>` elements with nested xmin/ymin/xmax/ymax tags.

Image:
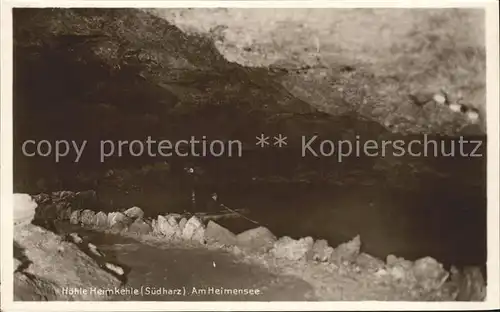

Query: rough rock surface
<box><xmin>156</xmin><ymin>215</ymin><xmax>181</xmax><ymax>239</ymax></box>
<box><xmin>124</xmin><ymin>206</ymin><xmax>144</xmax><ymax>220</ymax></box>
<box><xmin>205</xmin><ymin>221</ymin><xmax>237</xmax><ymax>246</ymax></box>
<box><xmin>69</xmin><ymin>210</ymin><xmax>82</xmax><ymax>225</ymax></box>
<box><xmin>14</xmin><ymin>223</ymin><xmax>121</xmax><ymax>300</ymax></box>
<box><xmin>182</xmin><ymin>216</ymin><xmax>205</xmax><ymax>244</ymax></box>
<box><xmin>272</xmin><ymin>236</ymin><xmax>314</xmax><ymax>261</ymax></box>
<box><xmin>236</xmin><ymin>226</ymin><xmax>277</xmax><ymax>253</ymax></box>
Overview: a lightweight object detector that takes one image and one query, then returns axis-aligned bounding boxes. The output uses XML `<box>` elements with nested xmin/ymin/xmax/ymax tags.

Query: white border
<box><xmin>1</xmin><ymin>1</ymin><xmax>499</xmax><ymax>311</ymax></box>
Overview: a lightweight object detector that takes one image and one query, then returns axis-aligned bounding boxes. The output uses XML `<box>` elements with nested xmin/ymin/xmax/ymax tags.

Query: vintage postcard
<box><xmin>1</xmin><ymin>1</ymin><xmax>499</xmax><ymax>311</ymax></box>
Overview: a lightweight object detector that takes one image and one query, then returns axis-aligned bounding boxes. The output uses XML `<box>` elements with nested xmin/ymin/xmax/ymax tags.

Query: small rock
<box><xmin>182</xmin><ymin>216</ymin><xmax>205</xmax><ymax>243</ymax></box>
<box><xmin>308</xmin><ymin>239</ymin><xmax>333</xmax><ymax>262</ymax></box>
<box><xmin>107</xmin><ymin>212</ymin><xmax>127</xmax><ymax>227</ymax></box>
<box><xmin>68</xmin><ymin>232</ymin><xmax>83</xmax><ymax>244</ymax></box>
<box><xmin>124</xmin><ymin>206</ymin><xmax>144</xmax><ymax>220</ymax></box>
<box><xmin>157</xmin><ymin>215</ymin><xmax>181</xmax><ymax>239</ymax></box>
<box><xmin>205</xmin><ymin>221</ymin><xmax>236</xmax><ymax>246</ymax></box>
<box><xmin>14</xmin><ymin>194</ymin><xmax>38</xmax><ymax>226</ymax></box>
<box><xmin>413</xmin><ymin>257</ymin><xmax>449</xmax><ymax>290</ymax></box>
<box><xmin>375</xmin><ymin>268</ymin><xmax>388</xmax><ymax>277</ymax></box>
<box><xmin>70</xmin><ymin>210</ymin><xmax>82</xmax><ymax>225</ymax></box>
<box><xmin>128</xmin><ymin>218</ymin><xmax>152</xmax><ymax>235</ymax></box>
<box><xmin>272</xmin><ymin>236</ymin><xmax>314</xmax><ymax>261</ymax></box>
<box><xmin>93</xmin><ymin>211</ymin><xmax>108</xmax><ymax>229</ymax></box>
<box><xmin>80</xmin><ymin>209</ymin><xmax>95</xmax><ymax>226</ymax></box>
<box><xmin>178</xmin><ymin>218</ymin><xmax>187</xmax><ymax>231</ymax></box>
<box><xmin>433</xmin><ymin>93</ymin><xmax>447</xmax><ymax>105</ymax></box>
<box><xmin>236</xmin><ymin>226</ymin><xmax>276</xmax><ymax>253</ymax></box>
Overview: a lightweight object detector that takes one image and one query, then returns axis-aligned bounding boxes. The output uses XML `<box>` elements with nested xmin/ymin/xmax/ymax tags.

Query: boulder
<box><xmin>69</xmin><ymin>210</ymin><xmax>82</xmax><ymax>225</ymax></box>
<box><xmin>236</xmin><ymin>226</ymin><xmax>276</xmax><ymax>252</ymax></box>
<box><xmin>182</xmin><ymin>216</ymin><xmax>205</xmax><ymax>244</ymax></box>
<box><xmin>14</xmin><ymin>271</ymin><xmax>60</xmax><ymax>300</ymax></box>
<box><xmin>157</xmin><ymin>215</ymin><xmax>181</xmax><ymax>239</ymax></box>
<box><xmin>93</xmin><ymin>211</ymin><xmax>108</xmax><ymax>229</ymax></box>
<box><xmin>128</xmin><ymin>218</ymin><xmax>152</xmax><ymax>235</ymax></box>
<box><xmin>272</xmin><ymin>236</ymin><xmax>314</xmax><ymax>261</ymax></box>
<box><xmin>80</xmin><ymin>209</ymin><xmax>96</xmax><ymax>226</ymax></box>
<box><xmin>107</xmin><ymin>212</ymin><xmax>128</xmax><ymax>227</ymax></box>
<box><xmin>14</xmin><ymin>194</ymin><xmax>38</xmax><ymax>227</ymax></box>
<box><xmin>205</xmin><ymin>221</ymin><xmax>237</xmax><ymax>246</ymax></box>
<box><xmin>124</xmin><ymin>206</ymin><xmax>144</xmax><ymax>220</ymax></box>
<box><xmin>330</xmin><ymin>235</ymin><xmax>361</xmax><ymax>263</ymax></box>
<box><xmin>412</xmin><ymin>257</ymin><xmax>449</xmax><ymax>290</ymax></box>
<box><xmin>308</xmin><ymin>239</ymin><xmax>334</xmax><ymax>262</ymax></box>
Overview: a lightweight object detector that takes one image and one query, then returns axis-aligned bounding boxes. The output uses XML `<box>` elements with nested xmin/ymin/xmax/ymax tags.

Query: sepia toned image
<box><xmin>2</xmin><ymin>3</ymin><xmax>498</xmax><ymax>309</ymax></box>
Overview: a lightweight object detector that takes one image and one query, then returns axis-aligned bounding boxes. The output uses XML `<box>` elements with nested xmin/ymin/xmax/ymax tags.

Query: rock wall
<box><xmin>13</xmin><ymin>193</ymin><xmax>125</xmax><ymax>301</ymax></box>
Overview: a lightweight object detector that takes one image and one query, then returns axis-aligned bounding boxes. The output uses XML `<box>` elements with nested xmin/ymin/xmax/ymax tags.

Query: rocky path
<box><xmin>57</xmin><ymin>224</ymin><xmax>316</xmax><ymax>301</ymax></box>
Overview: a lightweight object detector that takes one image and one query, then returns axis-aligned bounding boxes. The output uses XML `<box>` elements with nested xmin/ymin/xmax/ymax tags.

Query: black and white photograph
<box><xmin>1</xmin><ymin>1</ymin><xmax>499</xmax><ymax>310</ymax></box>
